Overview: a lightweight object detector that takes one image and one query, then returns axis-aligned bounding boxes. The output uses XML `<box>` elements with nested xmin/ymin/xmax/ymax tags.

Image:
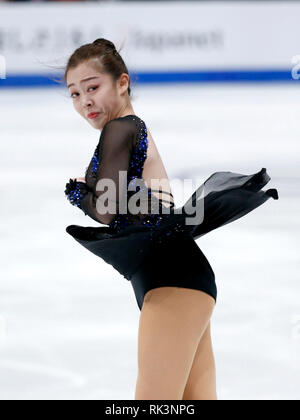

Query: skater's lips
<box><xmin>87</xmin><ymin>112</ymin><xmax>100</xmax><ymax>119</ymax></box>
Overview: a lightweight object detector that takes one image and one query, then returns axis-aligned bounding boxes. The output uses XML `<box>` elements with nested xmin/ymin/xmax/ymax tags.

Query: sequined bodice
<box><xmin>85</xmin><ymin>115</ymin><xmax>174</xmax><ymax>234</ymax></box>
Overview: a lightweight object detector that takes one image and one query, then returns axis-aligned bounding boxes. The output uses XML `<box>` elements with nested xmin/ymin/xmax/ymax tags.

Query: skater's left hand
<box><xmin>72</xmin><ymin>177</ymin><xmax>86</xmax><ymax>183</ymax></box>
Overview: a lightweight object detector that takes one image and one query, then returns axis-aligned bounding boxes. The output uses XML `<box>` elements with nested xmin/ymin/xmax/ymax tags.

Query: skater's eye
<box><xmin>70</xmin><ymin>86</ymin><xmax>98</xmax><ymax>99</ymax></box>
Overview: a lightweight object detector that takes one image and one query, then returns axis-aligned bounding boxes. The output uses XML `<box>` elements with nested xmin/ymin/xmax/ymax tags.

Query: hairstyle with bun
<box><xmin>63</xmin><ymin>38</ymin><xmax>132</xmax><ymax>97</ymax></box>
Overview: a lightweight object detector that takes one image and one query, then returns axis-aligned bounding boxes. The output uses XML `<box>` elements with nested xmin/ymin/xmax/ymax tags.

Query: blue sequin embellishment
<box><xmin>85</xmin><ymin>144</ymin><xmax>100</xmax><ymax>180</ymax></box>
<box><xmin>91</xmin><ymin>153</ymin><xmax>99</xmax><ymax>175</ymax></box>
<box><xmin>108</xmin><ymin>117</ymin><xmax>169</xmax><ymax>236</ymax></box>
<box><xmin>66</xmin><ymin>183</ymin><xmax>87</xmax><ymax>209</ymax></box>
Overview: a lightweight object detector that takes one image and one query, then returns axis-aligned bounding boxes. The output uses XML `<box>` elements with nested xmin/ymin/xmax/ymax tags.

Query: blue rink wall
<box><xmin>0</xmin><ymin>69</ymin><xmax>296</xmax><ymax>89</ymax></box>
<box><xmin>0</xmin><ymin>1</ymin><xmax>299</xmax><ymax>88</ymax></box>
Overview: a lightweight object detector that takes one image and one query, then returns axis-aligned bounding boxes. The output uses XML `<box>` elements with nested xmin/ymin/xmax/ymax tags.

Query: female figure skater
<box><xmin>64</xmin><ymin>38</ymin><xmax>279</xmax><ymax>400</ymax></box>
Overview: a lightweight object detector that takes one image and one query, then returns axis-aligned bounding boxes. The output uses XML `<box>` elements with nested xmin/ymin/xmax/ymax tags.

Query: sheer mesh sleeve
<box><xmin>71</xmin><ymin>118</ymin><xmax>136</xmax><ymax>225</ymax></box>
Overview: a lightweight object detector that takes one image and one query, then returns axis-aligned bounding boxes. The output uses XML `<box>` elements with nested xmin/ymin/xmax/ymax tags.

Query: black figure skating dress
<box><xmin>64</xmin><ymin>115</ymin><xmax>279</xmax><ymax>310</ymax></box>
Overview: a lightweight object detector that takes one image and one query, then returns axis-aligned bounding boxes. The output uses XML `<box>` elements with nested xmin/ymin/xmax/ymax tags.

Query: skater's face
<box><xmin>67</xmin><ymin>60</ymin><xmax>130</xmax><ymax>130</ymax></box>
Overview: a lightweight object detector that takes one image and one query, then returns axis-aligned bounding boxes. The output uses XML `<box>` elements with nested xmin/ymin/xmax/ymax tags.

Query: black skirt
<box><xmin>66</xmin><ymin>167</ymin><xmax>279</xmax><ymax>311</ymax></box>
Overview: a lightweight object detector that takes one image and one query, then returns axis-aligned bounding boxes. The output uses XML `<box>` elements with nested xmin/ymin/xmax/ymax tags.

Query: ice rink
<box><xmin>0</xmin><ymin>82</ymin><xmax>299</xmax><ymax>400</ymax></box>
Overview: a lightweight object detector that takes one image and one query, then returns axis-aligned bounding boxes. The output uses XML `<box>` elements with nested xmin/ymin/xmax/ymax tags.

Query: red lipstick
<box><xmin>88</xmin><ymin>112</ymin><xmax>100</xmax><ymax>119</ymax></box>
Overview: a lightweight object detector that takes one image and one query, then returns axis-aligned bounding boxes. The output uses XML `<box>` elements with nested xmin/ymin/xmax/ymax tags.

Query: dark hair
<box><xmin>47</xmin><ymin>38</ymin><xmax>133</xmax><ymax>98</ymax></box>
<box><xmin>64</xmin><ymin>38</ymin><xmax>131</xmax><ymax>97</ymax></box>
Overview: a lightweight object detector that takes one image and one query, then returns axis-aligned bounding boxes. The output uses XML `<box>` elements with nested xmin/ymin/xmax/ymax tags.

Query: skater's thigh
<box><xmin>135</xmin><ymin>287</ymin><xmax>215</xmax><ymax>399</ymax></box>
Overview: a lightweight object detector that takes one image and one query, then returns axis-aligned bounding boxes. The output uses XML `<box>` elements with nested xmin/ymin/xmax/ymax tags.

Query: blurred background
<box><xmin>0</xmin><ymin>0</ymin><xmax>299</xmax><ymax>401</ymax></box>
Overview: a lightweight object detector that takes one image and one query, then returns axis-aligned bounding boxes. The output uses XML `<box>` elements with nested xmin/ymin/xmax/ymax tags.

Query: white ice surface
<box><xmin>0</xmin><ymin>83</ymin><xmax>299</xmax><ymax>400</ymax></box>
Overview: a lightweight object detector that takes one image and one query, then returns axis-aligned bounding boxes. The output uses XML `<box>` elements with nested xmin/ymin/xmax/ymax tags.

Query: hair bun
<box><xmin>93</xmin><ymin>38</ymin><xmax>116</xmax><ymax>52</ymax></box>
